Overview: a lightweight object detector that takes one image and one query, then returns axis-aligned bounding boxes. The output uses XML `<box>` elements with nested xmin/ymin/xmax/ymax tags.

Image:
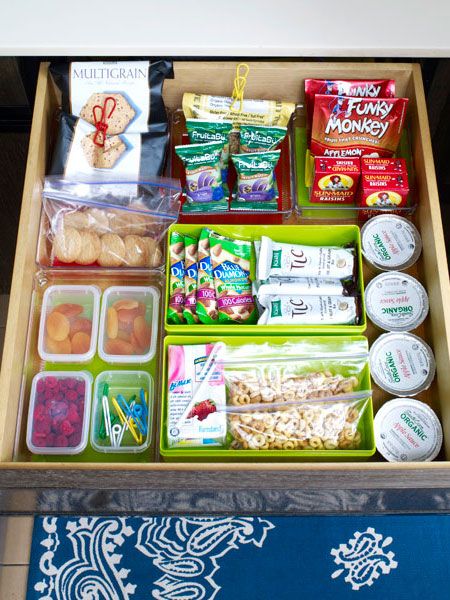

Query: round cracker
<box><xmin>86</xmin><ymin>208</ymin><xmax>110</xmax><ymax>234</ymax></box>
<box><xmin>141</xmin><ymin>236</ymin><xmax>163</xmax><ymax>268</ymax></box>
<box><xmin>63</xmin><ymin>210</ymin><xmax>89</xmax><ymax>230</ymax></box>
<box><xmin>98</xmin><ymin>233</ymin><xmax>126</xmax><ymax>267</ymax></box>
<box><xmin>124</xmin><ymin>235</ymin><xmax>147</xmax><ymax>267</ymax></box>
<box><xmin>53</xmin><ymin>226</ymin><xmax>81</xmax><ymax>263</ymax></box>
<box><xmin>77</xmin><ymin>230</ymin><xmax>101</xmax><ymax>265</ymax></box>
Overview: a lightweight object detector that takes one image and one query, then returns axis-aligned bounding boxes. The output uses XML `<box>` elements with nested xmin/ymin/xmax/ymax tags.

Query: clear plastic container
<box><xmin>98</xmin><ymin>286</ymin><xmax>159</xmax><ymax>363</ymax></box>
<box><xmin>26</xmin><ymin>370</ymin><xmax>92</xmax><ymax>455</ymax></box>
<box><xmin>91</xmin><ymin>370</ymin><xmax>153</xmax><ymax>453</ymax></box>
<box><xmin>38</xmin><ymin>284</ymin><xmax>100</xmax><ymax>363</ymax></box>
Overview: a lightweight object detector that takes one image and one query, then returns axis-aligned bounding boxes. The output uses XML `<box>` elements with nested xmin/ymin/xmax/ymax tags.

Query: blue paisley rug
<box><xmin>27</xmin><ymin>514</ymin><xmax>450</xmax><ymax>599</ymax></box>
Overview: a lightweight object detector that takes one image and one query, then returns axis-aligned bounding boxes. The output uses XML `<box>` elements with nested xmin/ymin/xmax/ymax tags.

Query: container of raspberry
<box><xmin>26</xmin><ymin>371</ymin><xmax>92</xmax><ymax>455</ymax></box>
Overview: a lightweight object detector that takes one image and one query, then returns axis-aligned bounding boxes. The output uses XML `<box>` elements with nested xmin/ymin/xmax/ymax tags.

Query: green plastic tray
<box><xmin>164</xmin><ymin>224</ymin><xmax>366</xmax><ymax>335</ymax></box>
<box><xmin>160</xmin><ymin>334</ymin><xmax>375</xmax><ymax>462</ymax></box>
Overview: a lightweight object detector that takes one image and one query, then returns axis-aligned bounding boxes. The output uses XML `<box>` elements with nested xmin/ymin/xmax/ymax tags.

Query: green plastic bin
<box><xmin>164</xmin><ymin>224</ymin><xmax>366</xmax><ymax>335</ymax></box>
<box><xmin>160</xmin><ymin>334</ymin><xmax>375</xmax><ymax>462</ymax></box>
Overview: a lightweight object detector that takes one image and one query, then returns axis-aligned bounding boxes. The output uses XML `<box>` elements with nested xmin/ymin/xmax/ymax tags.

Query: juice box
<box><xmin>311</xmin><ymin>157</ymin><xmax>360</xmax><ymax>204</ymax></box>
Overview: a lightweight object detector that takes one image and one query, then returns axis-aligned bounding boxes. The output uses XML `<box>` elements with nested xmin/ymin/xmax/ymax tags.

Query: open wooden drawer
<box><xmin>1</xmin><ymin>61</ymin><xmax>450</xmax><ymax>513</ymax></box>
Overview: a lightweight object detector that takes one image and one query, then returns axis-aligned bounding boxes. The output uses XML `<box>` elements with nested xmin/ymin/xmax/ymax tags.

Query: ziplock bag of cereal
<box><xmin>175</xmin><ymin>141</ymin><xmax>228</xmax><ymax>212</ymax></box>
<box><xmin>185</xmin><ymin>119</ymin><xmax>233</xmax><ymax>180</ymax></box>
<box><xmin>183</xmin><ymin>234</ymin><xmax>199</xmax><ymax>324</ymax></box>
<box><xmin>210</xmin><ymin>233</ymin><xmax>257</xmax><ymax>324</ymax></box>
<box><xmin>168</xmin><ymin>231</ymin><xmax>185</xmax><ymax>324</ymax></box>
<box><xmin>197</xmin><ymin>228</ymin><xmax>219</xmax><ymax>324</ymax></box>
<box><xmin>231</xmin><ymin>151</ymin><xmax>280</xmax><ymax>211</ymax></box>
<box><xmin>239</xmin><ymin>125</ymin><xmax>287</xmax><ymax>153</ymax></box>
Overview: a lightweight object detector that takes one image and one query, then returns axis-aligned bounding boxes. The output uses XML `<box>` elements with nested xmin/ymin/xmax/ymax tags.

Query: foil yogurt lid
<box><xmin>369</xmin><ymin>332</ymin><xmax>436</xmax><ymax>396</ymax></box>
<box><xmin>374</xmin><ymin>398</ymin><xmax>442</xmax><ymax>462</ymax></box>
<box><xmin>365</xmin><ymin>272</ymin><xmax>429</xmax><ymax>332</ymax></box>
<box><xmin>361</xmin><ymin>215</ymin><xmax>422</xmax><ymax>272</ymax></box>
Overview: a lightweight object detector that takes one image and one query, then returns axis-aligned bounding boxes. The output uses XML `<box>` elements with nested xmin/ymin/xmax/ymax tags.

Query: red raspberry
<box><xmin>55</xmin><ymin>435</ymin><xmax>69</xmax><ymax>447</ymax></box>
<box><xmin>34</xmin><ymin>420</ymin><xmax>51</xmax><ymax>435</ymax></box>
<box><xmin>45</xmin><ymin>376</ymin><xmax>58</xmax><ymax>388</ymax></box>
<box><xmin>45</xmin><ymin>433</ymin><xmax>56</xmax><ymax>447</ymax></box>
<box><xmin>68</xmin><ymin>432</ymin><xmax>82</xmax><ymax>447</ymax></box>
<box><xmin>76</xmin><ymin>382</ymin><xmax>85</xmax><ymax>395</ymax></box>
<box><xmin>66</xmin><ymin>378</ymin><xmax>76</xmax><ymax>389</ymax></box>
<box><xmin>71</xmin><ymin>422</ymin><xmax>82</xmax><ymax>435</ymax></box>
<box><xmin>32</xmin><ymin>433</ymin><xmax>48</xmax><ymax>447</ymax></box>
<box><xmin>34</xmin><ymin>404</ymin><xmax>47</xmax><ymax>422</ymax></box>
<box><xmin>66</xmin><ymin>390</ymin><xmax>78</xmax><ymax>402</ymax></box>
<box><xmin>45</xmin><ymin>389</ymin><xmax>56</xmax><ymax>401</ymax></box>
<box><xmin>67</xmin><ymin>406</ymin><xmax>80</xmax><ymax>424</ymax></box>
<box><xmin>60</xmin><ymin>420</ymin><xmax>75</xmax><ymax>436</ymax></box>
<box><xmin>36</xmin><ymin>379</ymin><xmax>46</xmax><ymax>393</ymax></box>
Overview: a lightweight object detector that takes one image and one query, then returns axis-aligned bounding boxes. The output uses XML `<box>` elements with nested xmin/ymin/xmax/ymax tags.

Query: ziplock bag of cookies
<box><xmin>49</xmin><ymin>113</ymin><xmax>169</xmax><ymax>180</ymax></box>
<box><xmin>50</xmin><ymin>60</ymin><xmax>173</xmax><ymax>135</ymax></box>
<box><xmin>40</xmin><ymin>176</ymin><xmax>181</xmax><ymax>268</ymax></box>
<box><xmin>225</xmin><ymin>392</ymin><xmax>371</xmax><ymax>451</ymax></box>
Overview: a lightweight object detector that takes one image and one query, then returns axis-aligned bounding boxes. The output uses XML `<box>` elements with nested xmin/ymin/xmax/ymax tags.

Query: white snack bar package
<box><xmin>167</xmin><ymin>343</ymin><xmax>226</xmax><ymax>447</ymax></box>
<box><xmin>258</xmin><ymin>236</ymin><xmax>355</xmax><ymax>281</ymax></box>
<box><xmin>258</xmin><ymin>295</ymin><xmax>359</xmax><ymax>325</ymax></box>
<box><xmin>256</xmin><ymin>277</ymin><xmax>354</xmax><ymax>298</ymax></box>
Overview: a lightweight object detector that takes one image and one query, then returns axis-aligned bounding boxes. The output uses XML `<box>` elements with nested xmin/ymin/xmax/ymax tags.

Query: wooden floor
<box><xmin>0</xmin><ymin>517</ymin><xmax>32</xmax><ymax>599</ymax></box>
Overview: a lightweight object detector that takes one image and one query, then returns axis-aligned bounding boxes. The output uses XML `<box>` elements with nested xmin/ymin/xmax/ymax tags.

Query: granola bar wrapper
<box><xmin>168</xmin><ymin>231</ymin><xmax>185</xmax><ymax>324</ymax></box>
<box><xmin>183</xmin><ymin>234</ymin><xmax>199</xmax><ymax>324</ymax></box>
<box><xmin>310</xmin><ymin>95</ymin><xmax>408</xmax><ymax>158</ymax></box>
<box><xmin>209</xmin><ymin>233</ymin><xmax>257</xmax><ymax>324</ymax></box>
<box><xmin>258</xmin><ymin>294</ymin><xmax>360</xmax><ymax>325</ymax></box>
<box><xmin>196</xmin><ymin>228</ymin><xmax>218</xmax><ymax>324</ymax></box>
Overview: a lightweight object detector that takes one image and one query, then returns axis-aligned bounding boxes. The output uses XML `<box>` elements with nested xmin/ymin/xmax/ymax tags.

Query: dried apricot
<box><xmin>105</xmin><ymin>338</ymin><xmax>134</xmax><ymax>355</ymax></box>
<box><xmin>116</xmin><ymin>306</ymin><xmax>139</xmax><ymax>324</ymax></box>
<box><xmin>45</xmin><ymin>336</ymin><xmax>72</xmax><ymax>354</ymax></box>
<box><xmin>133</xmin><ymin>316</ymin><xmax>151</xmax><ymax>350</ymax></box>
<box><xmin>130</xmin><ymin>332</ymin><xmax>144</xmax><ymax>354</ymax></box>
<box><xmin>117</xmin><ymin>329</ymin><xmax>132</xmax><ymax>342</ymax></box>
<box><xmin>106</xmin><ymin>307</ymin><xmax>118</xmax><ymax>339</ymax></box>
<box><xmin>113</xmin><ymin>299</ymin><xmax>138</xmax><ymax>311</ymax></box>
<box><xmin>70</xmin><ymin>317</ymin><xmax>92</xmax><ymax>337</ymax></box>
<box><xmin>54</xmin><ymin>303</ymin><xmax>84</xmax><ymax>318</ymax></box>
<box><xmin>46</xmin><ymin>311</ymin><xmax>70</xmax><ymax>341</ymax></box>
<box><xmin>71</xmin><ymin>331</ymin><xmax>91</xmax><ymax>354</ymax></box>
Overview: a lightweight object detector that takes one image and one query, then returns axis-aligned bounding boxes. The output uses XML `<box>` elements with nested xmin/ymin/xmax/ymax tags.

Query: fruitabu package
<box><xmin>310</xmin><ymin>95</ymin><xmax>409</xmax><ymax>158</ymax></box>
<box><xmin>183</xmin><ymin>234</ymin><xmax>199</xmax><ymax>324</ymax></box>
<box><xmin>311</xmin><ymin>157</ymin><xmax>360</xmax><ymax>204</ymax></box>
<box><xmin>175</xmin><ymin>141</ymin><xmax>228</xmax><ymax>212</ymax></box>
<box><xmin>258</xmin><ymin>294</ymin><xmax>359</xmax><ymax>325</ymax></box>
<box><xmin>197</xmin><ymin>228</ymin><xmax>218</xmax><ymax>323</ymax></box>
<box><xmin>305</xmin><ymin>78</ymin><xmax>395</xmax><ymax>136</ymax></box>
<box><xmin>185</xmin><ymin>119</ymin><xmax>233</xmax><ymax>180</ymax></box>
<box><xmin>231</xmin><ymin>150</ymin><xmax>280</xmax><ymax>211</ymax></box>
<box><xmin>167</xmin><ymin>343</ymin><xmax>226</xmax><ymax>447</ymax></box>
<box><xmin>258</xmin><ymin>236</ymin><xmax>356</xmax><ymax>281</ymax></box>
<box><xmin>359</xmin><ymin>172</ymin><xmax>410</xmax><ymax>208</ymax></box>
<box><xmin>168</xmin><ymin>231</ymin><xmax>185</xmax><ymax>324</ymax></box>
<box><xmin>239</xmin><ymin>125</ymin><xmax>287</xmax><ymax>153</ymax></box>
<box><xmin>209</xmin><ymin>233</ymin><xmax>257</xmax><ymax>324</ymax></box>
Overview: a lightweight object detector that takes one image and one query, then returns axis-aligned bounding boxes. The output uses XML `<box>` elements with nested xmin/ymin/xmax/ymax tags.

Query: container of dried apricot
<box><xmin>98</xmin><ymin>286</ymin><xmax>159</xmax><ymax>363</ymax></box>
<box><xmin>38</xmin><ymin>285</ymin><xmax>100</xmax><ymax>363</ymax></box>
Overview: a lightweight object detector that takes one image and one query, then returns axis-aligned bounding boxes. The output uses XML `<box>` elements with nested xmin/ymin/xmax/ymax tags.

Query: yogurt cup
<box><xmin>365</xmin><ymin>272</ymin><xmax>429</xmax><ymax>332</ymax></box>
<box><xmin>361</xmin><ymin>215</ymin><xmax>422</xmax><ymax>272</ymax></box>
<box><xmin>374</xmin><ymin>398</ymin><xmax>442</xmax><ymax>462</ymax></box>
<box><xmin>370</xmin><ymin>332</ymin><xmax>436</xmax><ymax>396</ymax></box>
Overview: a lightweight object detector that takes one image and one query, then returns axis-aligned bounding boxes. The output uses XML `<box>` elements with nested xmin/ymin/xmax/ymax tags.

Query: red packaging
<box><xmin>310</xmin><ymin>95</ymin><xmax>408</xmax><ymax>159</ymax></box>
<box><xmin>361</xmin><ymin>157</ymin><xmax>407</xmax><ymax>174</ymax></box>
<box><xmin>359</xmin><ymin>172</ymin><xmax>409</xmax><ymax>208</ymax></box>
<box><xmin>311</xmin><ymin>157</ymin><xmax>360</xmax><ymax>204</ymax></box>
<box><xmin>305</xmin><ymin>79</ymin><xmax>396</xmax><ymax>137</ymax></box>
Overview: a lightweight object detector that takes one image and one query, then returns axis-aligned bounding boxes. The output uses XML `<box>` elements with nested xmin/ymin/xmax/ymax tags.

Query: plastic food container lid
<box><xmin>370</xmin><ymin>332</ymin><xmax>436</xmax><ymax>396</ymax></box>
<box><xmin>98</xmin><ymin>286</ymin><xmax>159</xmax><ymax>364</ymax></box>
<box><xmin>91</xmin><ymin>370</ymin><xmax>153</xmax><ymax>453</ymax></box>
<box><xmin>26</xmin><ymin>370</ymin><xmax>92</xmax><ymax>455</ymax></box>
<box><xmin>365</xmin><ymin>272</ymin><xmax>429</xmax><ymax>332</ymax></box>
<box><xmin>374</xmin><ymin>398</ymin><xmax>442</xmax><ymax>462</ymax></box>
<box><xmin>38</xmin><ymin>284</ymin><xmax>100</xmax><ymax>363</ymax></box>
<box><xmin>361</xmin><ymin>215</ymin><xmax>422</xmax><ymax>272</ymax></box>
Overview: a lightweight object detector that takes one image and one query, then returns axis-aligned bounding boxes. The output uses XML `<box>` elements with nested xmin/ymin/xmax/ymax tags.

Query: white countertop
<box><xmin>2</xmin><ymin>0</ymin><xmax>450</xmax><ymax>57</ymax></box>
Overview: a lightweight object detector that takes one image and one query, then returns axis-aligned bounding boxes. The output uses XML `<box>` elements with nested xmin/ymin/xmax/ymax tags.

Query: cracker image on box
<box><xmin>80</xmin><ymin>93</ymin><xmax>137</xmax><ymax>135</ymax></box>
<box><xmin>81</xmin><ymin>133</ymin><xmax>126</xmax><ymax>169</ymax></box>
